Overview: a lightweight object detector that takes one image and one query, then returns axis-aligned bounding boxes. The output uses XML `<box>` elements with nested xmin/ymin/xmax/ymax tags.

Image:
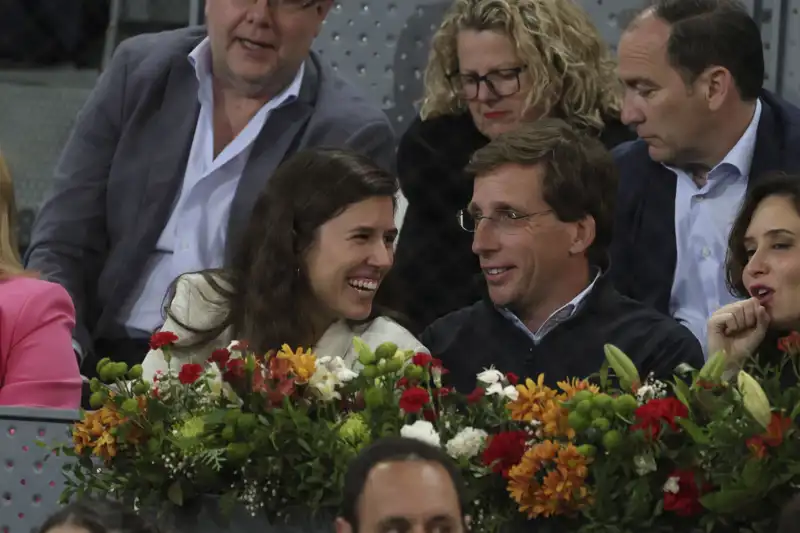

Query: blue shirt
<box><xmin>116</xmin><ymin>38</ymin><xmax>305</xmax><ymax>335</ymax></box>
<box><xmin>499</xmin><ymin>269</ymin><xmax>601</xmax><ymax>344</ymax></box>
<box><xmin>668</xmin><ymin>99</ymin><xmax>762</xmax><ymax>354</ymax></box>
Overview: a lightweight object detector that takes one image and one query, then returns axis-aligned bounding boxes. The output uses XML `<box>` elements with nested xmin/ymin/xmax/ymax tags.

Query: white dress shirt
<box><xmin>668</xmin><ymin>99</ymin><xmax>762</xmax><ymax>353</ymax></box>
<box><xmin>117</xmin><ymin>38</ymin><xmax>305</xmax><ymax>334</ymax></box>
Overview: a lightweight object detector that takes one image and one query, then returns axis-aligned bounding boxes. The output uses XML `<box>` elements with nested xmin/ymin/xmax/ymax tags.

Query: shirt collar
<box><xmin>664</xmin><ymin>98</ymin><xmax>762</xmax><ymax>179</ymax></box>
<box><xmin>188</xmin><ymin>37</ymin><xmax>305</xmax><ymax>107</ymax></box>
<box><xmin>498</xmin><ymin>268</ymin><xmax>601</xmax><ymax>344</ymax></box>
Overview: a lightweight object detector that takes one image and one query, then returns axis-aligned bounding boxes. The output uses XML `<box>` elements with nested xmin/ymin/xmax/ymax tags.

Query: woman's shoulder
<box><xmin>0</xmin><ymin>276</ymin><xmax>73</xmax><ymax>311</ymax></box>
<box><xmin>167</xmin><ymin>272</ymin><xmax>231</xmax><ymax>329</ymax></box>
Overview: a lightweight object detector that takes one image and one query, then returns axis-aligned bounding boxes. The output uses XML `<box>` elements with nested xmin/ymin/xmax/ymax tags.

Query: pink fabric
<box><xmin>0</xmin><ymin>277</ymin><xmax>81</xmax><ymax>408</ymax></box>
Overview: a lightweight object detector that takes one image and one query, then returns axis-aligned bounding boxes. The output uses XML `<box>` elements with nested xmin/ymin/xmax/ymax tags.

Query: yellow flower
<box><xmin>277</xmin><ymin>344</ymin><xmax>317</xmax><ymax>383</ymax></box>
<box><xmin>507</xmin><ymin>440</ymin><xmax>592</xmax><ymax>519</ymax></box>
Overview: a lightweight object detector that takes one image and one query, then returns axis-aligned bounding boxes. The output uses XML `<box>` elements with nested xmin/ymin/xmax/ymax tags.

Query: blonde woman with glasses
<box><xmin>381</xmin><ymin>0</ymin><xmax>635</xmax><ymax>333</ymax></box>
<box><xmin>0</xmin><ymin>151</ymin><xmax>81</xmax><ymax>407</ymax></box>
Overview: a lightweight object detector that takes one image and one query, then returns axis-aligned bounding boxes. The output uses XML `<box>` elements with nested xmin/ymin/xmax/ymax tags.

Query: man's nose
<box><xmin>620</xmin><ymin>91</ymin><xmax>644</xmax><ymax>126</ymax></box>
<box><xmin>472</xmin><ymin>221</ymin><xmax>499</xmax><ymax>256</ymax></box>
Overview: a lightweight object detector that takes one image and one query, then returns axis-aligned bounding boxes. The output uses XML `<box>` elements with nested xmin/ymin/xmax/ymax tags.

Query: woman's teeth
<box><xmin>348</xmin><ymin>279</ymin><xmax>378</xmax><ymax>292</ymax></box>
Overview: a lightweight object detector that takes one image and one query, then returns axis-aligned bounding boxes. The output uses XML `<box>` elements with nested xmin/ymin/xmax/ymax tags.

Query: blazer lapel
<box><xmin>639</xmin><ymin>161</ymin><xmax>678</xmax><ymax>311</ymax></box>
<box><xmin>749</xmin><ymin>94</ymin><xmax>782</xmax><ymax>187</ymax></box>
<box><xmin>224</xmin><ymin>56</ymin><xmax>319</xmax><ymax>262</ymax></box>
<box><xmin>99</xmin><ymin>53</ymin><xmax>200</xmax><ymax>333</ymax></box>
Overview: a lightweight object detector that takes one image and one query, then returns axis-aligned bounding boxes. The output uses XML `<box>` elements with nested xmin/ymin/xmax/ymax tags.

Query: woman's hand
<box><xmin>707</xmin><ymin>298</ymin><xmax>770</xmax><ymax>371</ymax></box>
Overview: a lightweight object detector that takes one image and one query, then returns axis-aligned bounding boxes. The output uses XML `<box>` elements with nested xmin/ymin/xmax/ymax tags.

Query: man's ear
<box><xmin>568</xmin><ymin>215</ymin><xmax>596</xmax><ymax>256</ymax></box>
<box><xmin>335</xmin><ymin>517</ymin><xmax>354</xmax><ymax>533</ymax></box>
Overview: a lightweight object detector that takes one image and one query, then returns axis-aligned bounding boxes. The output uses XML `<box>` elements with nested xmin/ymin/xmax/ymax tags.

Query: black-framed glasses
<box><xmin>447</xmin><ymin>66</ymin><xmax>526</xmax><ymax>100</ymax></box>
<box><xmin>457</xmin><ymin>208</ymin><xmax>553</xmax><ymax>233</ymax></box>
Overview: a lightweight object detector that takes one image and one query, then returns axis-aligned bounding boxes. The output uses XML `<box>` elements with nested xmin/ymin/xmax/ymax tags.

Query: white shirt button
<box><xmin>701</xmin><ymin>247</ymin><xmax>711</xmax><ymax>258</ymax></box>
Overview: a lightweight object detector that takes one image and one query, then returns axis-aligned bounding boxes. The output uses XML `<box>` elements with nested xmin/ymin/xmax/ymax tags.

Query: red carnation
<box><xmin>396</xmin><ymin>377</ymin><xmax>410</xmax><ymax>389</ymax></box>
<box><xmin>466</xmin><ymin>387</ymin><xmax>485</xmax><ymax>404</ymax></box>
<box><xmin>663</xmin><ymin>470</ymin><xmax>708</xmax><ymax>517</ymax></box>
<box><xmin>223</xmin><ymin>358</ymin><xmax>246</xmax><ymax>381</ymax></box>
<box><xmin>778</xmin><ymin>332</ymin><xmax>800</xmax><ymax>355</ymax></box>
<box><xmin>209</xmin><ymin>348</ymin><xmax>230</xmax><ymax>367</ymax></box>
<box><xmin>412</xmin><ymin>353</ymin><xmax>433</xmax><ymax>366</ymax></box>
<box><xmin>506</xmin><ymin>372</ymin><xmax>519</xmax><ymax>385</ymax></box>
<box><xmin>178</xmin><ymin>363</ymin><xmax>204</xmax><ymax>385</ymax></box>
<box><xmin>632</xmin><ymin>397</ymin><xmax>688</xmax><ymax>440</ymax></box>
<box><xmin>432</xmin><ymin>386</ymin><xmax>452</xmax><ymax>398</ymax></box>
<box><xmin>399</xmin><ymin>387</ymin><xmax>430</xmax><ymax>413</ymax></box>
<box><xmin>149</xmin><ymin>331</ymin><xmax>179</xmax><ymax>350</ymax></box>
<box><xmin>482</xmin><ymin>430</ymin><xmax>528</xmax><ymax>478</ymax></box>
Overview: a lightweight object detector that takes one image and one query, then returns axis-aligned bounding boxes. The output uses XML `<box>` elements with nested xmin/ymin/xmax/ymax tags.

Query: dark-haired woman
<box><xmin>707</xmin><ymin>173</ymin><xmax>800</xmax><ymax>378</ymax></box>
<box><xmin>141</xmin><ymin>148</ymin><xmax>424</xmax><ymax>380</ymax></box>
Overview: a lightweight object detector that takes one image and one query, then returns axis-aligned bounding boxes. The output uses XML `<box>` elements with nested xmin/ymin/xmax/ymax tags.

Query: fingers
<box><xmin>711</xmin><ymin>298</ymin><xmax>765</xmax><ymax>335</ymax></box>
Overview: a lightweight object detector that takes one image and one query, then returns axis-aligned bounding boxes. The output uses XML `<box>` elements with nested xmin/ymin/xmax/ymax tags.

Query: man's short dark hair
<box><xmin>465</xmin><ymin>118</ymin><xmax>617</xmax><ymax>267</ymax></box>
<box><xmin>340</xmin><ymin>437</ymin><xmax>469</xmax><ymax>532</ymax></box>
<box><xmin>642</xmin><ymin>0</ymin><xmax>764</xmax><ymax>100</ymax></box>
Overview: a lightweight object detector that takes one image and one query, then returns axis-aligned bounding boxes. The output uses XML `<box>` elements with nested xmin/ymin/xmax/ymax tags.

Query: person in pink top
<box><xmin>0</xmin><ymin>151</ymin><xmax>81</xmax><ymax>408</ymax></box>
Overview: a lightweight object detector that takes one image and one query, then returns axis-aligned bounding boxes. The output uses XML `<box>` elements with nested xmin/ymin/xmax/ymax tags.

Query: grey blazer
<box><xmin>24</xmin><ymin>27</ymin><xmax>397</xmax><ymax>361</ymax></box>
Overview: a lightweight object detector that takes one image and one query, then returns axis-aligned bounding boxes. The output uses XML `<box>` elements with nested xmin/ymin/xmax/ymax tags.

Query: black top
<box><xmin>380</xmin><ymin>112</ymin><xmax>636</xmax><ymax>333</ymax></box>
<box><xmin>420</xmin><ymin>273</ymin><xmax>705</xmax><ymax>393</ymax></box>
<box><xmin>610</xmin><ymin>90</ymin><xmax>800</xmax><ymax>315</ymax></box>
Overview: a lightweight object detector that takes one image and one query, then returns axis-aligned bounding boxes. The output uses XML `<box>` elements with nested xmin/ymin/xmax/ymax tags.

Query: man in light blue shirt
<box><xmin>610</xmin><ymin>0</ymin><xmax>800</xmax><ymax>355</ymax></box>
<box><xmin>25</xmin><ymin>0</ymin><xmax>397</xmax><ymax>372</ymax></box>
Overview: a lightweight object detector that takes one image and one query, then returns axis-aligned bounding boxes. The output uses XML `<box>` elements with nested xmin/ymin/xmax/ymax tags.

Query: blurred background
<box><xmin>1</xmin><ymin>0</ymin><xmax>798</xmax><ymax>254</ymax></box>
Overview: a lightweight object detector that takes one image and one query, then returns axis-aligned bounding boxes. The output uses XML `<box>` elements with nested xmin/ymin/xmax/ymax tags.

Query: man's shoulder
<box><xmin>422</xmin><ymin>301</ymin><xmax>493</xmax><ymax>343</ymax></box>
<box><xmin>611</xmin><ymin>138</ymin><xmax>654</xmax><ymax>169</ymax></box>
<box><xmin>598</xmin><ymin>289</ymin><xmax>696</xmax><ymax>344</ymax></box>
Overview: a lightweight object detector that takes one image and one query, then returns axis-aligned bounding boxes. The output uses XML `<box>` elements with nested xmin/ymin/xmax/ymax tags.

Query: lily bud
<box><xmin>354</xmin><ymin>337</ymin><xmax>376</xmax><ymax>366</ymax></box>
<box><xmin>604</xmin><ymin>344</ymin><xmax>641</xmax><ymax>390</ymax></box>
<box><xmin>737</xmin><ymin>370</ymin><xmax>771</xmax><ymax>428</ymax></box>
<box><xmin>697</xmin><ymin>351</ymin><xmax>727</xmax><ymax>383</ymax></box>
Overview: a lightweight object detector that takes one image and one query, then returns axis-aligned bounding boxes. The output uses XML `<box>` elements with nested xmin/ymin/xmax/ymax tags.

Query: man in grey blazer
<box><xmin>25</xmin><ymin>0</ymin><xmax>396</xmax><ymax>375</ymax></box>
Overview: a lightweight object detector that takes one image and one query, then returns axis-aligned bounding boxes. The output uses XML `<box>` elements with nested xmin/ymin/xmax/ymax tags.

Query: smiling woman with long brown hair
<box><xmin>0</xmin><ymin>149</ymin><xmax>81</xmax><ymax>407</ymax></box>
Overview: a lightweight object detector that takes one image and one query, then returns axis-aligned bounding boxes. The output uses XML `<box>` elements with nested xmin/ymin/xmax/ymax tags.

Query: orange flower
<box><xmin>508</xmin><ymin>375</ymin><xmax>574</xmax><ymax>439</ymax></box>
<box><xmin>746</xmin><ymin>413</ymin><xmax>793</xmax><ymax>458</ymax></box>
<box><xmin>72</xmin><ymin>405</ymin><xmax>127</xmax><ymax>462</ymax></box>
<box><xmin>508</xmin><ymin>440</ymin><xmax>592</xmax><ymax>518</ymax></box>
<box><xmin>557</xmin><ymin>378</ymin><xmax>600</xmax><ymax>399</ymax></box>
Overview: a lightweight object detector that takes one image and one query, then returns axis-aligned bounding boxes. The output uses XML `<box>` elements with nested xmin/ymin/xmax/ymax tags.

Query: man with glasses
<box><xmin>420</xmin><ymin>119</ymin><xmax>703</xmax><ymax>393</ymax></box>
<box><xmin>25</xmin><ymin>0</ymin><xmax>395</xmax><ymax>385</ymax></box>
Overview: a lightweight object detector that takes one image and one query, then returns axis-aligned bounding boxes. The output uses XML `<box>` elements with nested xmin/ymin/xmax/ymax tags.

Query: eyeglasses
<box><xmin>457</xmin><ymin>208</ymin><xmax>553</xmax><ymax>233</ymax></box>
<box><xmin>447</xmin><ymin>67</ymin><xmax>526</xmax><ymax>100</ymax></box>
<box><xmin>233</xmin><ymin>0</ymin><xmax>318</xmax><ymax>12</ymax></box>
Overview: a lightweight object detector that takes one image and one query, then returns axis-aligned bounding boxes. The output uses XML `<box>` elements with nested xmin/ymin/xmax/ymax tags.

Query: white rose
<box><xmin>477</xmin><ymin>367</ymin><xmax>504</xmax><ymax>386</ymax></box>
<box><xmin>317</xmin><ymin>356</ymin><xmax>358</xmax><ymax>383</ymax></box>
<box><xmin>400</xmin><ymin>420</ymin><xmax>441</xmax><ymax>447</ymax></box>
<box><xmin>445</xmin><ymin>427</ymin><xmax>488</xmax><ymax>460</ymax></box>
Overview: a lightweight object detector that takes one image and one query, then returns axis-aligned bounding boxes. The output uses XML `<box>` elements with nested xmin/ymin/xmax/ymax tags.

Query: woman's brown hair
<box><xmin>726</xmin><ymin>173</ymin><xmax>800</xmax><ymax>298</ymax></box>
<box><xmin>165</xmin><ymin>148</ymin><xmax>399</xmax><ymax>355</ymax></box>
<box><xmin>0</xmin><ymin>149</ymin><xmax>24</xmax><ymax>279</ymax></box>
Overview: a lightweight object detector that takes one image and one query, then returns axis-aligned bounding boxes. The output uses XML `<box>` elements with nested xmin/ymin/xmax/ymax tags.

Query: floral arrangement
<box><xmin>58</xmin><ymin>331</ymin><xmax>800</xmax><ymax>532</ymax></box>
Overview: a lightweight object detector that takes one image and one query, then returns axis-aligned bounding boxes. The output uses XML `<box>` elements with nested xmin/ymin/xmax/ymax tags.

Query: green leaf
<box><xmin>671</xmin><ymin>378</ymin><xmax>692</xmax><ymax>410</ymax></box>
<box><xmin>599</xmin><ymin>361</ymin><xmax>609</xmax><ymax>389</ymax></box>
<box><xmin>167</xmin><ymin>481</ymin><xmax>184</xmax><ymax>506</ymax></box>
<box><xmin>741</xmin><ymin>458</ymin><xmax>765</xmax><ymax>489</ymax></box>
<box><xmin>675</xmin><ymin>418</ymin><xmax>710</xmax><ymax>444</ymax></box>
<box><xmin>297</xmin><ymin>438</ymin><xmax>312</xmax><ymax>454</ymax></box>
<box><xmin>790</xmin><ymin>399</ymin><xmax>800</xmax><ymax>420</ymax></box>
<box><xmin>699</xmin><ymin>489</ymin><xmax>753</xmax><ymax>513</ymax></box>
